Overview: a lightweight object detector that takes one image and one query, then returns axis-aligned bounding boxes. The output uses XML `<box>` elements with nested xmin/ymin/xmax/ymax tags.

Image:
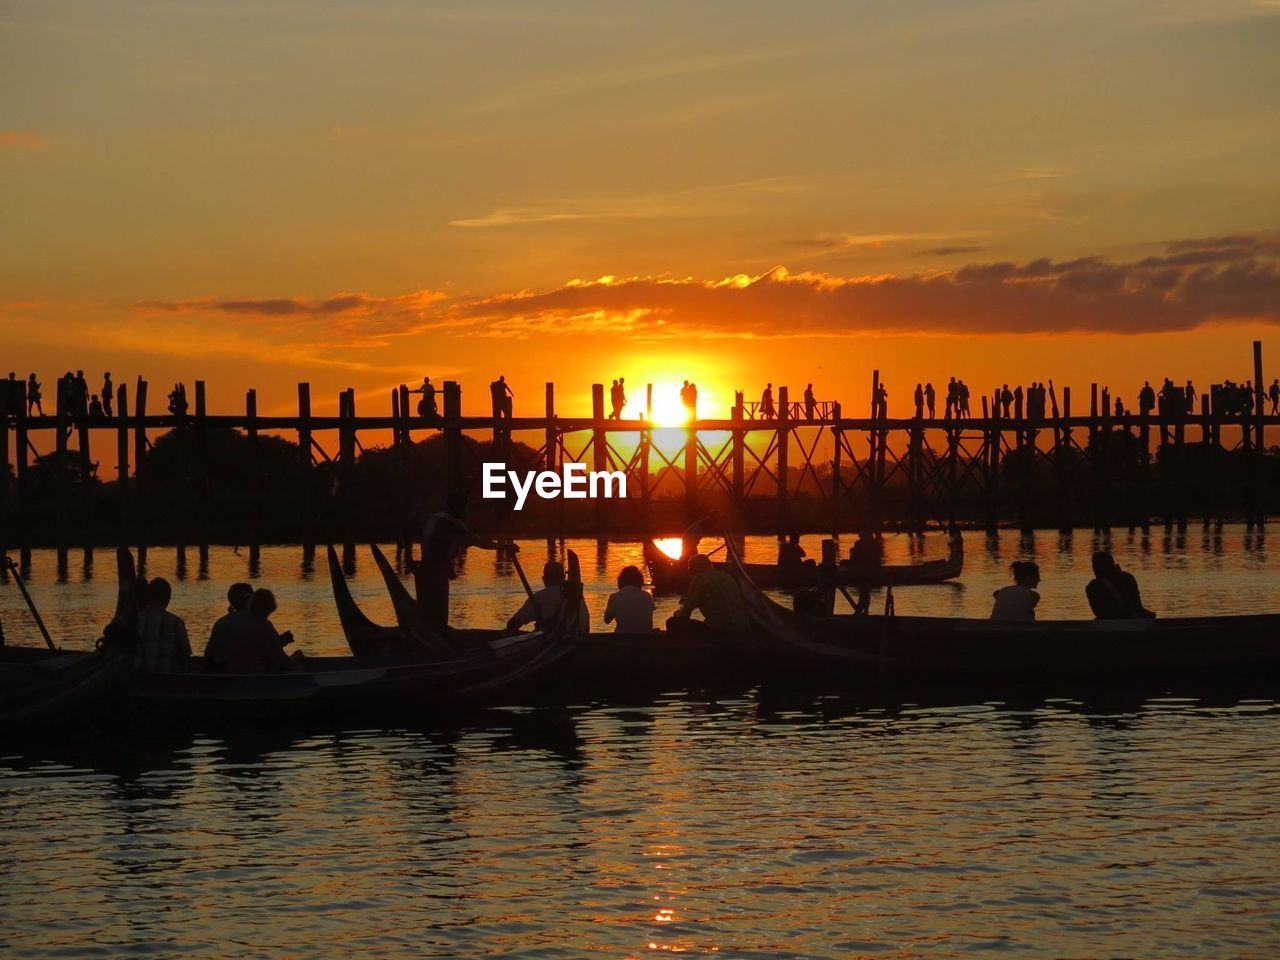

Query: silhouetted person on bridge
<box><xmin>1138</xmin><ymin>381</ymin><xmax>1156</xmax><ymax>417</ymax></box>
<box><xmin>873</xmin><ymin>382</ymin><xmax>888</xmax><ymax>419</ymax></box>
<box><xmin>167</xmin><ymin>382</ymin><xmax>188</xmax><ymax>417</ymax></box>
<box><xmin>490</xmin><ymin>375</ymin><xmax>513</xmax><ymax>418</ymax></box>
<box><xmin>101</xmin><ymin>373</ymin><xmax>113</xmax><ymax>417</ymax></box>
<box><xmin>958</xmin><ymin>380</ymin><xmax>971</xmax><ymax>419</ymax></box>
<box><xmin>913</xmin><ymin>383</ymin><xmax>924</xmax><ymax>418</ymax></box>
<box><xmin>26</xmin><ymin>373</ymin><xmax>43</xmax><ymax>416</ymax></box>
<box><xmin>1270</xmin><ymin>379</ymin><xmax>1279</xmax><ymax>415</ymax></box>
<box><xmin>412</xmin><ymin>376</ymin><xmax>438</xmax><ymax>420</ymax></box>
<box><xmin>760</xmin><ymin>383</ymin><xmax>775</xmax><ymax>419</ymax></box>
<box><xmin>1000</xmin><ymin>384</ymin><xmax>1013</xmax><ymax>418</ymax></box>
<box><xmin>72</xmin><ymin>370</ymin><xmax>89</xmax><ymax>419</ymax></box>
<box><xmin>88</xmin><ymin>396</ymin><xmax>103</xmax><ymax>418</ymax></box>
<box><xmin>925</xmin><ymin>382</ymin><xmax>936</xmax><ymax>419</ymax></box>
<box><xmin>804</xmin><ymin>383</ymin><xmax>816</xmax><ymax>419</ymax></box>
<box><xmin>609</xmin><ymin>378</ymin><xmax>627</xmax><ymax>419</ymax></box>
<box><xmin>1</xmin><ymin>372</ymin><xmax>16</xmax><ymax>418</ymax></box>
<box><xmin>1185</xmin><ymin>380</ymin><xmax>1196</xmax><ymax>413</ymax></box>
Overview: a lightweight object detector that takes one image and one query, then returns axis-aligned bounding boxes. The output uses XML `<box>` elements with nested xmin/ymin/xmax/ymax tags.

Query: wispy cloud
<box><xmin>134</xmin><ymin>290</ymin><xmax>451</xmax><ymax>347</ymax></box>
<box><xmin>450</xmin><ymin>177</ymin><xmax>800</xmax><ymax>228</ymax></box>
<box><xmin>788</xmin><ymin>231</ymin><xmax>988</xmax><ymax>255</ymax></box>
<box><xmin>470</xmin><ymin>48</ymin><xmax>795</xmax><ymax>115</ymax></box>
<box><xmin>0</xmin><ymin>131</ymin><xmax>51</xmax><ymax>152</ymax></box>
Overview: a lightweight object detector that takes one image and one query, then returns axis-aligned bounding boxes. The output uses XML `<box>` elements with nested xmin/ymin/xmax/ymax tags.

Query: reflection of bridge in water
<box><xmin>1</xmin><ymin>342</ymin><xmax>1276</xmax><ymax>562</ymax></box>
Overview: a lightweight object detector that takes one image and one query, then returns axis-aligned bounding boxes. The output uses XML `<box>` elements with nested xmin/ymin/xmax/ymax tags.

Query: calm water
<box><xmin>3</xmin><ymin>530</ymin><xmax>1280</xmax><ymax>957</ymax></box>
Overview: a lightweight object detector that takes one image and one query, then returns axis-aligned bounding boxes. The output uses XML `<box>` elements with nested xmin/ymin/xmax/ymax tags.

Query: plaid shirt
<box><xmin>134</xmin><ymin>606</ymin><xmax>192</xmax><ymax>673</ymax></box>
<box><xmin>683</xmin><ymin>568</ymin><xmax>749</xmax><ymax>631</ymax></box>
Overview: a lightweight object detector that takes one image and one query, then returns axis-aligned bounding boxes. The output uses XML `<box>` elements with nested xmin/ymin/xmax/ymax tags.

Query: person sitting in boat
<box><xmin>1086</xmin><ymin>552</ymin><xmax>1155</xmax><ymax>620</ymax></box>
<box><xmin>203</xmin><ymin>582</ymin><xmax>253</xmax><ymax>672</ymax></box>
<box><xmin>847</xmin><ymin>531</ymin><xmax>883</xmax><ymax>567</ymax></box>
<box><xmin>991</xmin><ymin>561</ymin><xmax>1040</xmax><ymax>621</ymax></box>
<box><xmin>507</xmin><ymin>561</ymin><xmax>589</xmax><ymax>634</ymax></box>
<box><xmin>778</xmin><ymin>532</ymin><xmax>806</xmax><ymax>568</ymax></box>
<box><xmin>134</xmin><ymin>577</ymin><xmax>192</xmax><ymax>673</ymax></box>
<box><xmin>418</xmin><ymin>491</ymin><xmax>503</xmax><ymax>632</ymax></box>
<box><xmin>667</xmin><ymin>554</ymin><xmax>750</xmax><ymax>633</ymax></box>
<box><xmin>224</xmin><ymin>589</ymin><xmax>302</xmax><ymax>673</ymax></box>
<box><xmin>604</xmin><ymin>565</ymin><xmax>654</xmax><ymax>633</ymax></box>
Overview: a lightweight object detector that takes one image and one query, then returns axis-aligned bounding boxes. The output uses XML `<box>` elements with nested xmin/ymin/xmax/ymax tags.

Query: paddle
<box><xmin>3</xmin><ymin>557</ymin><xmax>55</xmax><ymax>651</ymax></box>
<box><xmin>508</xmin><ymin>543</ymin><xmax>535</xmax><ymax>601</ymax></box>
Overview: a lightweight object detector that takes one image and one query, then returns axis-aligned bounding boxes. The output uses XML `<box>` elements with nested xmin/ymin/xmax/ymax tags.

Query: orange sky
<box><xmin>2</xmin><ymin>1</ymin><xmax>1279</xmax><ymax>434</ymax></box>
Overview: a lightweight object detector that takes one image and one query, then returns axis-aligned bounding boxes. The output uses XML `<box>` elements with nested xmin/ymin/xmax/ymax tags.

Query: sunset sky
<box><xmin>3</xmin><ymin>0</ymin><xmax>1279</xmax><ymax>425</ymax></box>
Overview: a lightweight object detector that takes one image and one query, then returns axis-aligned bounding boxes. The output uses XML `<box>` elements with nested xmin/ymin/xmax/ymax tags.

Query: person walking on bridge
<box><xmin>760</xmin><ymin>383</ymin><xmax>775</xmax><ymax>419</ymax></box>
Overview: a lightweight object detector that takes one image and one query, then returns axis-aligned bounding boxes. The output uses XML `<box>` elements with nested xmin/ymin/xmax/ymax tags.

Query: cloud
<box><xmin>915</xmin><ymin>244</ymin><xmax>989</xmax><ymax>257</ymax></box>
<box><xmin>470</xmin><ymin>49</ymin><xmax>793</xmax><ymax>115</ymax></box>
<box><xmin>450</xmin><ymin>177</ymin><xmax>799</xmax><ymax>228</ymax></box>
<box><xmin>442</xmin><ymin>231</ymin><xmax>1280</xmax><ymax>339</ymax></box>
<box><xmin>135</xmin><ymin>290</ymin><xmax>450</xmax><ymax>346</ymax></box>
<box><xmin>0</xmin><ymin>131</ymin><xmax>51</xmax><ymax>152</ymax></box>
<box><xmin>119</xmin><ymin>231</ymin><xmax>1280</xmax><ymax>349</ymax></box>
<box><xmin>788</xmin><ymin>231</ymin><xmax>988</xmax><ymax>256</ymax></box>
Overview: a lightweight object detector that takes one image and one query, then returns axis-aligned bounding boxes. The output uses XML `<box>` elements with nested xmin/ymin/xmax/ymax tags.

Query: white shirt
<box><xmin>511</xmin><ymin>585</ymin><xmax>589</xmax><ymax>633</ymax></box>
<box><xmin>604</xmin><ymin>586</ymin><xmax>655</xmax><ymax>633</ymax></box>
<box><xmin>990</xmin><ymin>584</ymin><xmax>1039</xmax><ymax>621</ymax></box>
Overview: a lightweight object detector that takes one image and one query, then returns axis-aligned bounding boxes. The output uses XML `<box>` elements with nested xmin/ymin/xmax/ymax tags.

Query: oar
<box><xmin>4</xmin><ymin>558</ymin><xmax>55</xmax><ymax>651</ymax></box>
<box><xmin>508</xmin><ymin>543</ymin><xmax>535</xmax><ymax>601</ymax></box>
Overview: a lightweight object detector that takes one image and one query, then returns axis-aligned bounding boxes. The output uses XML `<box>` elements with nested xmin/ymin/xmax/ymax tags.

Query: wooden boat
<box><xmin>124</xmin><ymin>633</ymin><xmax>566</xmax><ymax>721</ymax></box>
<box><xmin>724</xmin><ymin>545</ymin><xmax>1280</xmax><ymax>681</ymax></box>
<box><xmin>643</xmin><ymin>539</ymin><xmax>963</xmax><ymax>593</ymax></box>
<box><xmin>0</xmin><ymin>553</ymin><xmax>133</xmax><ymax>725</ymax></box>
<box><xmin>114</xmin><ymin>544</ymin><xmax>571</xmax><ymax>722</ymax></box>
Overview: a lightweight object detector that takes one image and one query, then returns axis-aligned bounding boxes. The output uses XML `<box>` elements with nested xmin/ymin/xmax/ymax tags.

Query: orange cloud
<box><xmin>0</xmin><ymin>131</ymin><xmax>51</xmax><ymax>151</ymax></box>
<box><xmin>446</xmin><ymin>232</ymin><xmax>1280</xmax><ymax>339</ymax></box>
<box><xmin>126</xmin><ymin>231</ymin><xmax>1280</xmax><ymax>346</ymax></box>
<box><xmin>134</xmin><ymin>290</ymin><xmax>451</xmax><ymax>346</ymax></box>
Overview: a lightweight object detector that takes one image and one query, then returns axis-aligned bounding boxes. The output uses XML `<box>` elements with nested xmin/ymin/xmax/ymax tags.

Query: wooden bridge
<box><xmin>1</xmin><ymin>342</ymin><xmax>1275</xmax><ymax>563</ymax></box>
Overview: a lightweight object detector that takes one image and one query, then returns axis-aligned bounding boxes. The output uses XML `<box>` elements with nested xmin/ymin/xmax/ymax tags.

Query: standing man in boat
<box><xmin>418</xmin><ymin>491</ymin><xmax>504</xmax><ymax>632</ymax></box>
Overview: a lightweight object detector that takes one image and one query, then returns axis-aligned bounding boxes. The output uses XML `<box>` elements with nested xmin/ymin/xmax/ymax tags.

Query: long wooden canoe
<box><xmin>725</xmin><ymin>545</ymin><xmax>1280</xmax><ymax>680</ymax></box>
<box><xmin>124</xmin><ymin>630</ymin><xmax>568</xmax><ymax>721</ymax></box>
<box><xmin>643</xmin><ymin>540</ymin><xmax>963</xmax><ymax>593</ymax></box>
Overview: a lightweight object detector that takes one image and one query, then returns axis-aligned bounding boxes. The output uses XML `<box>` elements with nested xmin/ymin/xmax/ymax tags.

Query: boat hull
<box><xmin>643</xmin><ymin>541</ymin><xmax>962</xmax><ymax>592</ymax></box>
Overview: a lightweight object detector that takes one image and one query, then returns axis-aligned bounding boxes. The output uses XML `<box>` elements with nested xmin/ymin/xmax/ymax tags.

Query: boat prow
<box><xmin>327</xmin><ymin>544</ymin><xmax>423</xmax><ymax>659</ymax></box>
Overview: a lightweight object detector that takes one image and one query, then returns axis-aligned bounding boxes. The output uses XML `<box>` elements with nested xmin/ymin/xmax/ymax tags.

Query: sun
<box><xmin>647</xmin><ymin>381</ymin><xmax>692</xmax><ymax>426</ymax></box>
